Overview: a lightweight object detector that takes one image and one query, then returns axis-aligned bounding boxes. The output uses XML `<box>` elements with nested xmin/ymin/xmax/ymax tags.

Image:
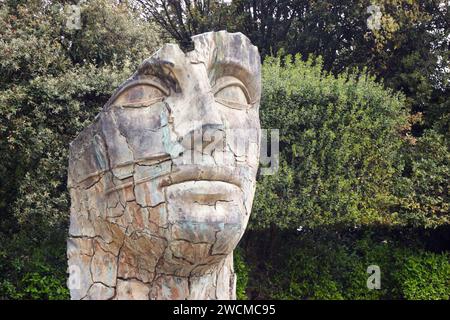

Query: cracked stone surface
<box><xmin>67</xmin><ymin>31</ymin><xmax>261</xmax><ymax>300</ymax></box>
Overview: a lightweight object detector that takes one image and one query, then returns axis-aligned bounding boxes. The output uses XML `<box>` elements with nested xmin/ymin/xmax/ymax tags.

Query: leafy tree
<box><xmin>251</xmin><ymin>54</ymin><xmax>407</xmax><ymax>230</ymax></box>
<box><xmin>0</xmin><ymin>0</ymin><xmax>448</xmax><ymax>300</ymax></box>
<box><xmin>0</xmin><ymin>0</ymin><xmax>164</xmax><ymax>299</ymax></box>
<box><xmin>144</xmin><ymin>0</ymin><xmax>449</xmax><ymax>133</ymax></box>
<box><xmin>137</xmin><ymin>0</ymin><xmax>232</xmax><ymax>50</ymax></box>
<box><xmin>395</xmin><ymin>130</ymin><xmax>449</xmax><ymax>228</ymax></box>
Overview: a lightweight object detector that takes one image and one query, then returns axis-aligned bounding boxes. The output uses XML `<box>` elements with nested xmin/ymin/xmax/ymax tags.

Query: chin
<box><xmin>159</xmin><ymin>181</ymin><xmax>245</xmax><ymax>272</ymax></box>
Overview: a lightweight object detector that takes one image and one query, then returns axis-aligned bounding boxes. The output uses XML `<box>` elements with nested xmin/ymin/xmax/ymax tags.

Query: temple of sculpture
<box><xmin>67</xmin><ymin>31</ymin><xmax>261</xmax><ymax>300</ymax></box>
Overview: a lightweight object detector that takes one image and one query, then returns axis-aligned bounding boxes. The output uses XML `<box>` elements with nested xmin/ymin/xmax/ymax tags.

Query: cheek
<box><xmin>107</xmin><ymin>102</ymin><xmax>170</xmax><ymax>161</ymax></box>
<box><xmin>219</xmin><ymin>106</ymin><xmax>260</xmax><ymax>166</ymax></box>
<box><xmin>219</xmin><ymin>105</ymin><xmax>253</xmax><ymax>129</ymax></box>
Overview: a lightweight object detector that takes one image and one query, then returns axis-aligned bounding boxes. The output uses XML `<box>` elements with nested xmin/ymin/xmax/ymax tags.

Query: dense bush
<box><xmin>242</xmin><ymin>54</ymin><xmax>449</xmax><ymax>300</ymax></box>
<box><xmin>0</xmin><ymin>0</ymin><xmax>164</xmax><ymax>299</ymax></box>
<box><xmin>233</xmin><ymin>248</ymin><xmax>250</xmax><ymax>300</ymax></box>
<box><xmin>0</xmin><ymin>0</ymin><xmax>448</xmax><ymax>300</ymax></box>
<box><xmin>393</xmin><ymin>249</ymin><xmax>450</xmax><ymax>300</ymax></box>
<box><xmin>252</xmin><ymin>55</ymin><xmax>408</xmax><ymax>230</ymax></box>
<box><xmin>0</xmin><ymin>227</ymin><xmax>69</xmax><ymax>299</ymax></box>
<box><xmin>241</xmin><ymin>228</ymin><xmax>450</xmax><ymax>300</ymax></box>
<box><xmin>395</xmin><ymin>130</ymin><xmax>449</xmax><ymax>228</ymax></box>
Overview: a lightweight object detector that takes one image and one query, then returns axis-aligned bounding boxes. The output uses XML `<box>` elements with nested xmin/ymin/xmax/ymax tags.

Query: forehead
<box><xmin>111</xmin><ymin>32</ymin><xmax>260</xmax><ymax>103</ymax></box>
<box><xmin>189</xmin><ymin>31</ymin><xmax>261</xmax><ymax>94</ymax></box>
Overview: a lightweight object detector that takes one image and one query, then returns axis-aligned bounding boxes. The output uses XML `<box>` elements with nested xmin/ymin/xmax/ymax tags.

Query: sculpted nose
<box><xmin>180</xmin><ymin>93</ymin><xmax>225</xmax><ymax>152</ymax></box>
<box><xmin>180</xmin><ymin>122</ymin><xmax>225</xmax><ymax>154</ymax></box>
<box><xmin>193</xmin><ymin>93</ymin><xmax>223</xmax><ymax>127</ymax></box>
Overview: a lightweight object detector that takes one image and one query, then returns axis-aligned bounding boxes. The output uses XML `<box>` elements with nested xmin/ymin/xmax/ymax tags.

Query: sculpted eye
<box><xmin>213</xmin><ymin>76</ymin><xmax>252</xmax><ymax>110</ymax></box>
<box><xmin>111</xmin><ymin>80</ymin><xmax>168</xmax><ymax>108</ymax></box>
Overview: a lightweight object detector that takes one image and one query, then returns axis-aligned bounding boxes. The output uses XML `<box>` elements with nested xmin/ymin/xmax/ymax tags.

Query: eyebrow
<box><xmin>103</xmin><ymin>77</ymin><xmax>169</xmax><ymax>111</ymax></box>
<box><xmin>136</xmin><ymin>59</ymin><xmax>180</xmax><ymax>93</ymax></box>
<box><xmin>102</xmin><ymin>59</ymin><xmax>180</xmax><ymax>110</ymax></box>
<box><xmin>209</xmin><ymin>61</ymin><xmax>260</xmax><ymax>104</ymax></box>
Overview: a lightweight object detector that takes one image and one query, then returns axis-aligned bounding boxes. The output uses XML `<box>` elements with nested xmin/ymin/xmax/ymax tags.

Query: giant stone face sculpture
<box><xmin>67</xmin><ymin>31</ymin><xmax>261</xmax><ymax>300</ymax></box>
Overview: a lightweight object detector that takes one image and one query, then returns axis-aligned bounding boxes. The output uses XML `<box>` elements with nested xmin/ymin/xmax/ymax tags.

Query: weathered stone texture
<box><xmin>67</xmin><ymin>31</ymin><xmax>261</xmax><ymax>300</ymax></box>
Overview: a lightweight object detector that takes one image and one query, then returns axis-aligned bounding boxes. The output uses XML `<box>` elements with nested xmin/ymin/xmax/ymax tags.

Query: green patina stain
<box><xmin>160</xmin><ymin>107</ymin><xmax>184</xmax><ymax>158</ymax></box>
<box><xmin>93</xmin><ymin>134</ymin><xmax>107</xmax><ymax>171</ymax></box>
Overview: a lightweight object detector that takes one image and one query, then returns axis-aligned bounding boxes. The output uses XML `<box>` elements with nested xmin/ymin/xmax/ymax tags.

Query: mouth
<box><xmin>103</xmin><ymin>161</ymin><xmax>253</xmax><ymax>199</ymax></box>
<box><xmin>159</xmin><ymin>164</ymin><xmax>247</xmax><ymax>189</ymax></box>
<box><xmin>165</xmin><ymin>180</ymin><xmax>242</xmax><ymax>205</ymax></box>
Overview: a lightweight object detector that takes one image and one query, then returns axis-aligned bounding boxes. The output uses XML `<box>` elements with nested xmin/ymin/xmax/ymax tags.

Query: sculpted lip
<box><xmin>165</xmin><ymin>180</ymin><xmax>242</xmax><ymax>204</ymax></box>
<box><xmin>103</xmin><ymin>164</ymin><xmax>249</xmax><ymax>195</ymax></box>
<box><xmin>159</xmin><ymin>164</ymin><xmax>246</xmax><ymax>189</ymax></box>
<box><xmin>67</xmin><ymin>31</ymin><xmax>261</xmax><ymax>300</ymax></box>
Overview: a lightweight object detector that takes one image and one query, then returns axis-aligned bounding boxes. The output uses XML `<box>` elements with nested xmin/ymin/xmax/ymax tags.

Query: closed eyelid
<box><xmin>212</xmin><ymin>76</ymin><xmax>252</xmax><ymax>104</ymax></box>
<box><xmin>115</xmin><ymin>79</ymin><xmax>169</xmax><ymax>97</ymax></box>
<box><xmin>108</xmin><ymin>79</ymin><xmax>169</xmax><ymax>108</ymax></box>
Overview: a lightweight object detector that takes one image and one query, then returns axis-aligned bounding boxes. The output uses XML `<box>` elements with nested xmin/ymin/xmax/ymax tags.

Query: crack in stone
<box><xmin>112</xmin><ymin>111</ymin><xmax>136</xmax><ymax>161</ymax></box>
<box><xmin>68</xmin><ymin>31</ymin><xmax>261</xmax><ymax>300</ymax></box>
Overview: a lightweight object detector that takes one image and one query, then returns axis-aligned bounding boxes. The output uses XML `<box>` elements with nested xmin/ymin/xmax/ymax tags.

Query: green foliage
<box><xmin>137</xmin><ymin>0</ymin><xmax>232</xmax><ymax>50</ymax></box>
<box><xmin>1</xmin><ymin>0</ymin><xmax>448</xmax><ymax>301</ymax></box>
<box><xmin>233</xmin><ymin>248</ymin><xmax>250</xmax><ymax>300</ymax></box>
<box><xmin>393</xmin><ymin>250</ymin><xmax>450</xmax><ymax>300</ymax></box>
<box><xmin>242</xmin><ymin>229</ymin><xmax>450</xmax><ymax>300</ymax></box>
<box><xmin>395</xmin><ymin>130</ymin><xmax>449</xmax><ymax>227</ymax></box>
<box><xmin>252</xmin><ymin>54</ymin><xmax>407</xmax><ymax>229</ymax></box>
<box><xmin>0</xmin><ymin>0</ymin><xmax>164</xmax><ymax>299</ymax></box>
<box><xmin>0</xmin><ymin>230</ymin><xmax>69</xmax><ymax>299</ymax></box>
<box><xmin>68</xmin><ymin>0</ymin><xmax>165</xmax><ymax>67</ymax></box>
<box><xmin>148</xmin><ymin>0</ymin><xmax>449</xmax><ymax>134</ymax></box>
<box><xmin>13</xmin><ymin>270</ymin><xmax>69</xmax><ymax>300</ymax></box>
